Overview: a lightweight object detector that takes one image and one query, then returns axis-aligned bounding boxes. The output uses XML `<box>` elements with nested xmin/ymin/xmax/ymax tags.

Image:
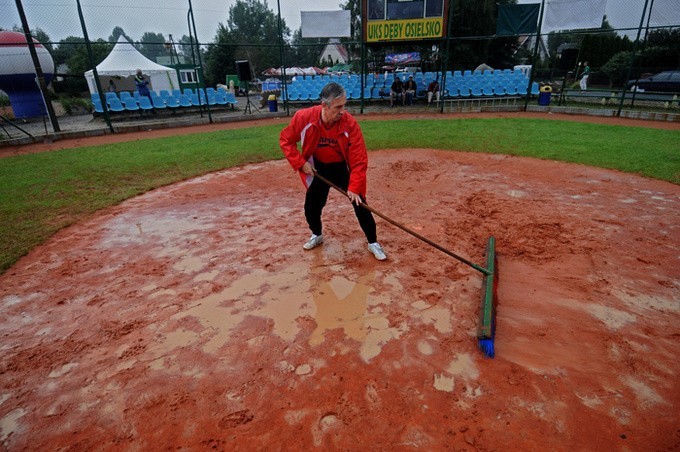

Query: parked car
<box><xmin>627</xmin><ymin>70</ymin><xmax>680</xmax><ymax>93</ymax></box>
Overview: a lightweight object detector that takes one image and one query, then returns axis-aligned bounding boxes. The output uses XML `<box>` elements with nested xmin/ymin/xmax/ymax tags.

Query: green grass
<box><xmin>1</xmin><ymin>117</ymin><xmax>678</xmax><ymax>273</ymax></box>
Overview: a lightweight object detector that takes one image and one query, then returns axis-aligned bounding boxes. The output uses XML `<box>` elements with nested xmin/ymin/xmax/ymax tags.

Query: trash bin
<box><xmin>538</xmin><ymin>85</ymin><xmax>552</xmax><ymax>106</ymax></box>
<box><xmin>268</xmin><ymin>94</ymin><xmax>278</xmax><ymax>112</ymax></box>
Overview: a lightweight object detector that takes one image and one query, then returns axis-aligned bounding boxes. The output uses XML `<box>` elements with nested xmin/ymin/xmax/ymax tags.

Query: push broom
<box><xmin>313</xmin><ymin>170</ymin><xmax>499</xmax><ymax>358</ymax></box>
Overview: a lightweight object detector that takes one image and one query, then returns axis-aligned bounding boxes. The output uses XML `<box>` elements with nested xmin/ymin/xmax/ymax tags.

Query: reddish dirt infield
<box><xmin>1</xmin><ymin>114</ymin><xmax>679</xmax><ymax>450</ymax></box>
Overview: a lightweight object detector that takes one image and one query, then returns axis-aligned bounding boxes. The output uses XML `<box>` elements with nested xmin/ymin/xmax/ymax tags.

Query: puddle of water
<box><xmin>0</xmin><ymin>408</ymin><xmax>26</xmax><ymax>442</ymax></box>
<box><xmin>446</xmin><ymin>353</ymin><xmax>479</xmax><ymax>380</ymax></box>
<box><xmin>151</xmin><ymin>265</ymin><xmax>313</xmax><ymax>357</ymax></box>
<box><xmin>433</xmin><ymin>373</ymin><xmax>455</xmax><ymax>392</ymax></box>
<box><xmin>146</xmin><ymin>261</ymin><xmax>403</xmax><ymax>365</ymax></box>
<box><xmin>586</xmin><ymin>304</ymin><xmax>637</xmax><ymax>330</ymax></box>
<box><xmin>309</xmin><ymin>274</ymin><xmax>372</xmax><ymax>347</ymax></box>
<box><xmin>620</xmin><ymin>375</ymin><xmax>666</xmax><ymax>409</ymax></box>
<box><xmin>173</xmin><ymin>256</ymin><xmax>205</xmax><ymax>273</ymax></box>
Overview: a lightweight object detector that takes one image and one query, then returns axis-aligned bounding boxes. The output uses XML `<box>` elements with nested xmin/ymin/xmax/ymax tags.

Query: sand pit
<box><xmin>1</xmin><ymin>148</ymin><xmax>679</xmax><ymax>450</ymax></box>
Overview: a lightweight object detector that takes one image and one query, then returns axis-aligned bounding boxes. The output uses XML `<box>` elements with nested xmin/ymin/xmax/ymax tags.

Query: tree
<box><xmin>203</xmin><ymin>0</ymin><xmax>291</xmax><ymax>85</ymax></box>
<box><xmin>174</xmin><ymin>35</ymin><xmax>194</xmax><ymax>62</ymax></box>
<box><xmin>11</xmin><ymin>26</ymin><xmax>53</xmax><ymax>53</ymax></box>
<box><xmin>204</xmin><ymin>24</ymin><xmax>238</xmax><ymax>85</ymax></box>
<box><xmin>108</xmin><ymin>26</ymin><xmax>133</xmax><ymax>44</ymax></box>
<box><xmin>339</xmin><ymin>0</ymin><xmax>362</xmax><ymax>62</ymax></box>
<box><xmin>137</xmin><ymin>32</ymin><xmax>167</xmax><ymax>63</ymax></box>
<box><xmin>289</xmin><ymin>29</ymin><xmax>326</xmax><ymax>67</ymax></box>
<box><xmin>53</xmin><ymin>37</ymin><xmax>112</xmax><ymax>74</ymax></box>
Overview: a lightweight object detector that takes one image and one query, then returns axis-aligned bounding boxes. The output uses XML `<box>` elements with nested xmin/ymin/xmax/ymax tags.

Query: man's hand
<box><xmin>347</xmin><ymin>190</ymin><xmax>362</xmax><ymax>206</ymax></box>
<box><xmin>301</xmin><ymin>162</ymin><xmax>314</xmax><ymax>175</ymax></box>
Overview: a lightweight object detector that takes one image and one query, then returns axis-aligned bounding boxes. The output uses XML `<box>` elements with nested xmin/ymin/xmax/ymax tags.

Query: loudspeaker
<box><xmin>235</xmin><ymin>60</ymin><xmax>252</xmax><ymax>82</ymax></box>
<box><xmin>560</xmin><ymin>48</ymin><xmax>579</xmax><ymax>70</ymax></box>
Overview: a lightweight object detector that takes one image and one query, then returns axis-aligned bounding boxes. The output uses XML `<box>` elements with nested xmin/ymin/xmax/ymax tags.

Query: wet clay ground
<box><xmin>1</xmin><ymin>136</ymin><xmax>680</xmax><ymax>449</ymax></box>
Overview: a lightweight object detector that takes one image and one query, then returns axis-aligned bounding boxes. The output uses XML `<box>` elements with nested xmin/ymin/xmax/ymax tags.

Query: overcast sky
<box><xmin>1</xmin><ymin>0</ymin><xmax>343</xmax><ymax>43</ymax></box>
<box><xmin>1</xmin><ymin>0</ymin><xmax>677</xmax><ymax>44</ymax></box>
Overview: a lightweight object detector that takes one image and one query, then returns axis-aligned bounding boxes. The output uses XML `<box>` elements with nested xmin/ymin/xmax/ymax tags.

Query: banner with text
<box><xmin>366</xmin><ymin>18</ymin><xmax>444</xmax><ymax>42</ymax></box>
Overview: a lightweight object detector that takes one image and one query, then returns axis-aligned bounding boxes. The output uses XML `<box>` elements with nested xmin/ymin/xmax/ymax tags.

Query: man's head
<box><xmin>409</xmin><ymin>75</ymin><xmax>413</xmax><ymax>80</ymax></box>
<box><xmin>319</xmin><ymin>82</ymin><xmax>347</xmax><ymax>125</ymax></box>
<box><xmin>136</xmin><ymin>69</ymin><xmax>142</xmax><ymax>76</ymax></box>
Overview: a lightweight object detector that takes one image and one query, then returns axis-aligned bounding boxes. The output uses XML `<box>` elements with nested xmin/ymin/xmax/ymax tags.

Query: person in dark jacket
<box><xmin>134</xmin><ymin>69</ymin><xmax>152</xmax><ymax>101</ymax></box>
<box><xmin>389</xmin><ymin>77</ymin><xmax>403</xmax><ymax>107</ymax></box>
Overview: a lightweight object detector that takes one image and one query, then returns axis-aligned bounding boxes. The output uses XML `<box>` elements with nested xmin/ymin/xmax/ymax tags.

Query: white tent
<box><xmin>84</xmin><ymin>36</ymin><xmax>179</xmax><ymax>95</ymax></box>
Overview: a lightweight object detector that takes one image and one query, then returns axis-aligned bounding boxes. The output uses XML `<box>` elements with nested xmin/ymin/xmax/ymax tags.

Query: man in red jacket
<box><xmin>280</xmin><ymin>82</ymin><xmax>387</xmax><ymax>261</ymax></box>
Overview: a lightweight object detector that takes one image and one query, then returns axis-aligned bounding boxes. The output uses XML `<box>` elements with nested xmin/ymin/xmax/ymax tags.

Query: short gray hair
<box><xmin>319</xmin><ymin>82</ymin><xmax>346</xmax><ymax>106</ymax></box>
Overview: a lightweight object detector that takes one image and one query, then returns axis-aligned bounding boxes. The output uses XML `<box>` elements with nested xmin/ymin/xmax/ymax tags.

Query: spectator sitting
<box><xmin>427</xmin><ymin>78</ymin><xmax>440</xmax><ymax>105</ymax></box>
<box><xmin>403</xmin><ymin>75</ymin><xmax>417</xmax><ymax>106</ymax></box>
<box><xmin>389</xmin><ymin>77</ymin><xmax>403</xmax><ymax>107</ymax></box>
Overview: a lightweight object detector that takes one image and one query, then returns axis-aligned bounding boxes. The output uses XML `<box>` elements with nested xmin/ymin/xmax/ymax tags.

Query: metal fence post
<box><xmin>619</xmin><ymin>0</ymin><xmax>652</xmax><ymax>115</ymax></box>
<box><xmin>188</xmin><ymin>0</ymin><xmax>212</xmax><ymax>123</ymax></box>
<box><xmin>75</xmin><ymin>0</ymin><xmax>113</xmax><ymax>133</ymax></box>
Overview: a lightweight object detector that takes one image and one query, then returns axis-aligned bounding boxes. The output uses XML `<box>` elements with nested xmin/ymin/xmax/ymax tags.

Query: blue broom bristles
<box><xmin>478</xmin><ymin>338</ymin><xmax>495</xmax><ymax>358</ymax></box>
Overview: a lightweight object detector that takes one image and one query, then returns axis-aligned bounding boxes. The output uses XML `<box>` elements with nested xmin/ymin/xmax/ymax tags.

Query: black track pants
<box><xmin>304</xmin><ymin>161</ymin><xmax>377</xmax><ymax>244</ymax></box>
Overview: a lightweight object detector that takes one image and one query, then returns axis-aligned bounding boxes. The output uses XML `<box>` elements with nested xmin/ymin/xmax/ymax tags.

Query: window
<box><xmin>180</xmin><ymin>69</ymin><xmax>197</xmax><ymax>84</ymax></box>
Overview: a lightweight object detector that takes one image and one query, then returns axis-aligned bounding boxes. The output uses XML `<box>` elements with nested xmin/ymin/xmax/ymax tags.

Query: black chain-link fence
<box><xmin>1</xmin><ymin>0</ymin><xmax>679</xmax><ymax>138</ymax></box>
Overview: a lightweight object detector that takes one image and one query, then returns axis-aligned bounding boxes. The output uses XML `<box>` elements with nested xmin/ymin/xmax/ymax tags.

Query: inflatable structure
<box><xmin>0</xmin><ymin>30</ymin><xmax>55</xmax><ymax>119</ymax></box>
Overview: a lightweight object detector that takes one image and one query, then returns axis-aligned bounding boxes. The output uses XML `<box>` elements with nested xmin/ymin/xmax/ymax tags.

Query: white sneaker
<box><xmin>303</xmin><ymin>234</ymin><xmax>323</xmax><ymax>250</ymax></box>
<box><xmin>367</xmin><ymin>242</ymin><xmax>387</xmax><ymax>261</ymax></box>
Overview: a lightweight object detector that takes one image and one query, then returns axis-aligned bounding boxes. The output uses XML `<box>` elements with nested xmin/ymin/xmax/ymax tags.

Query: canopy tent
<box><xmin>84</xmin><ymin>36</ymin><xmax>179</xmax><ymax>95</ymax></box>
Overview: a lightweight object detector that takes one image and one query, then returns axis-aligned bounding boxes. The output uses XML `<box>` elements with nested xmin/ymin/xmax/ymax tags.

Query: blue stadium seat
<box><xmin>224</xmin><ymin>92</ymin><xmax>238</xmax><ymax>106</ymax></box>
<box><xmin>151</xmin><ymin>95</ymin><xmax>166</xmax><ymax>109</ymax></box>
<box><xmin>213</xmin><ymin>91</ymin><xmax>227</xmax><ymax>106</ymax></box>
<box><xmin>91</xmin><ymin>97</ymin><xmax>105</xmax><ymax>113</ymax></box>
<box><xmin>138</xmin><ymin>96</ymin><xmax>154</xmax><ymax>111</ymax></box>
<box><xmin>458</xmin><ymin>87</ymin><xmax>471</xmax><ymax>98</ymax></box>
<box><xmin>107</xmin><ymin>97</ymin><xmax>125</xmax><ymax>112</ymax></box>
<box><xmin>178</xmin><ymin>94</ymin><xmax>192</xmax><ymax>108</ymax></box>
<box><xmin>530</xmin><ymin>82</ymin><xmax>540</xmax><ymax>95</ymax></box>
<box><xmin>165</xmin><ymin>96</ymin><xmax>180</xmax><ymax>109</ymax></box>
<box><xmin>122</xmin><ymin>97</ymin><xmax>140</xmax><ymax>112</ymax></box>
<box><xmin>350</xmin><ymin>86</ymin><xmax>361</xmax><ymax>99</ymax></box>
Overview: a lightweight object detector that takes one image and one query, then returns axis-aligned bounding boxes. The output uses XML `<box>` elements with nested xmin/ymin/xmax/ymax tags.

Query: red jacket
<box><xmin>280</xmin><ymin>105</ymin><xmax>369</xmax><ymax>196</ymax></box>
